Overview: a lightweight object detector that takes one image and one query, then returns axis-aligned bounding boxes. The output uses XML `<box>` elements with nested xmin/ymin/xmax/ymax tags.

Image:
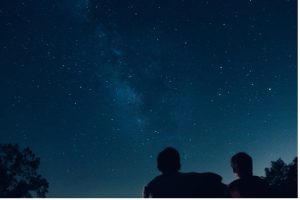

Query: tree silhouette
<box><xmin>264</xmin><ymin>157</ymin><xmax>297</xmax><ymax>197</ymax></box>
<box><xmin>0</xmin><ymin>144</ymin><xmax>49</xmax><ymax>197</ymax></box>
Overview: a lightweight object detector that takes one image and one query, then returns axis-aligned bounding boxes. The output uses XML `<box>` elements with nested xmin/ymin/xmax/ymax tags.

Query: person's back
<box><xmin>143</xmin><ymin>147</ymin><xmax>183</xmax><ymax>198</ymax></box>
<box><xmin>229</xmin><ymin>175</ymin><xmax>268</xmax><ymax>197</ymax></box>
<box><xmin>143</xmin><ymin>172</ymin><xmax>186</xmax><ymax>197</ymax></box>
<box><xmin>229</xmin><ymin>152</ymin><xmax>269</xmax><ymax>197</ymax></box>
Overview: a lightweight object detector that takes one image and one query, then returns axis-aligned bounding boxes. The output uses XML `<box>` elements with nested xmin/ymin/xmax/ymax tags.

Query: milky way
<box><xmin>0</xmin><ymin>0</ymin><xmax>297</xmax><ymax>197</ymax></box>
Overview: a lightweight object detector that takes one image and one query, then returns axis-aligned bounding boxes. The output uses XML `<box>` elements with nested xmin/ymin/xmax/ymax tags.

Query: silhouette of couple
<box><xmin>143</xmin><ymin>147</ymin><xmax>268</xmax><ymax>198</ymax></box>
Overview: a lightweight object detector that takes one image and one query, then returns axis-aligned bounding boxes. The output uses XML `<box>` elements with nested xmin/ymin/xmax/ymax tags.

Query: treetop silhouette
<box><xmin>0</xmin><ymin>144</ymin><xmax>49</xmax><ymax>198</ymax></box>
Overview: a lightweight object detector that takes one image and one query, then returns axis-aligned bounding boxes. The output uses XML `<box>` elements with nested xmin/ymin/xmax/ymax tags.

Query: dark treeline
<box><xmin>264</xmin><ymin>157</ymin><xmax>297</xmax><ymax>197</ymax></box>
<box><xmin>0</xmin><ymin>144</ymin><xmax>297</xmax><ymax>198</ymax></box>
<box><xmin>0</xmin><ymin>144</ymin><xmax>48</xmax><ymax>198</ymax></box>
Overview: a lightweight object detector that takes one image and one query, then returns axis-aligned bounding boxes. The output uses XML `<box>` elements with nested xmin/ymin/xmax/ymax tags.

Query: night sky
<box><xmin>0</xmin><ymin>0</ymin><xmax>297</xmax><ymax>197</ymax></box>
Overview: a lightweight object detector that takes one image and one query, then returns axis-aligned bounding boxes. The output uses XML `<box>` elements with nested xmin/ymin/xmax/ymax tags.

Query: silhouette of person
<box><xmin>229</xmin><ymin>152</ymin><xmax>269</xmax><ymax>198</ymax></box>
<box><xmin>143</xmin><ymin>147</ymin><xmax>229</xmax><ymax>198</ymax></box>
<box><xmin>143</xmin><ymin>147</ymin><xmax>184</xmax><ymax>198</ymax></box>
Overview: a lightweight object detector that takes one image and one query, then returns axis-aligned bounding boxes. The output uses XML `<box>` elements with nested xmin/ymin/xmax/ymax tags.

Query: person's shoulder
<box><xmin>185</xmin><ymin>172</ymin><xmax>222</xmax><ymax>180</ymax></box>
<box><xmin>185</xmin><ymin>172</ymin><xmax>224</xmax><ymax>186</ymax></box>
<box><xmin>246</xmin><ymin>176</ymin><xmax>265</xmax><ymax>184</ymax></box>
<box><xmin>251</xmin><ymin>176</ymin><xmax>264</xmax><ymax>181</ymax></box>
<box><xmin>230</xmin><ymin>176</ymin><xmax>263</xmax><ymax>185</ymax></box>
<box><xmin>202</xmin><ymin>172</ymin><xmax>223</xmax><ymax>182</ymax></box>
<box><xmin>146</xmin><ymin>174</ymin><xmax>164</xmax><ymax>186</ymax></box>
<box><xmin>251</xmin><ymin>176</ymin><xmax>268</xmax><ymax>186</ymax></box>
<box><xmin>229</xmin><ymin>178</ymin><xmax>241</xmax><ymax>187</ymax></box>
<box><xmin>143</xmin><ymin>174</ymin><xmax>164</xmax><ymax>196</ymax></box>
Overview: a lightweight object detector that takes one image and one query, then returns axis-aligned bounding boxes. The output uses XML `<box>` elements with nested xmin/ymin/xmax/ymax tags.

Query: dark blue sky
<box><xmin>0</xmin><ymin>0</ymin><xmax>297</xmax><ymax>197</ymax></box>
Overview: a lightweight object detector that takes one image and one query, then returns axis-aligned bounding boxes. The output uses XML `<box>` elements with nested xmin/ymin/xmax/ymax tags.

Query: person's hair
<box><xmin>231</xmin><ymin>152</ymin><xmax>253</xmax><ymax>176</ymax></box>
<box><xmin>157</xmin><ymin>147</ymin><xmax>181</xmax><ymax>174</ymax></box>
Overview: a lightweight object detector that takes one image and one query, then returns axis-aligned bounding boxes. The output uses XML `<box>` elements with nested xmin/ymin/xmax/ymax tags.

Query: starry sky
<box><xmin>0</xmin><ymin>0</ymin><xmax>297</xmax><ymax>197</ymax></box>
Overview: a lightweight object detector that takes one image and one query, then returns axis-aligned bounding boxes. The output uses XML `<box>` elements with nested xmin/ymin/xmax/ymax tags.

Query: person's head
<box><xmin>157</xmin><ymin>147</ymin><xmax>181</xmax><ymax>174</ymax></box>
<box><xmin>231</xmin><ymin>152</ymin><xmax>253</xmax><ymax>178</ymax></box>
